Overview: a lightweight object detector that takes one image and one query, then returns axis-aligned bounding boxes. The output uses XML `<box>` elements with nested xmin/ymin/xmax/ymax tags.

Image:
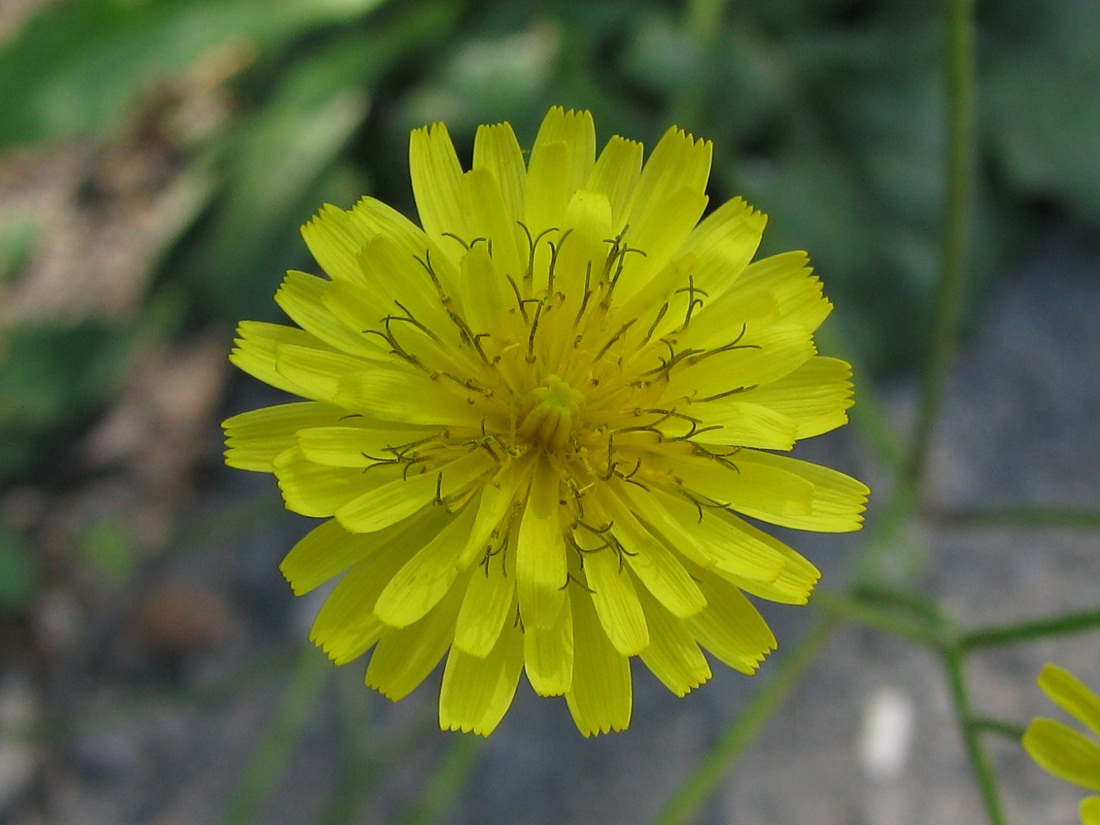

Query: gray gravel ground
<box><xmin>7</xmin><ymin>226</ymin><xmax>1099</xmax><ymax>825</ymax></box>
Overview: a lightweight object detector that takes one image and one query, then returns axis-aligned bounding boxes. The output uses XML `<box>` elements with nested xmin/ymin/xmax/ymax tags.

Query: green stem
<box><xmin>970</xmin><ymin>717</ymin><xmax>1027</xmax><ymax>741</ymax></box>
<box><xmin>392</xmin><ymin>734</ymin><xmax>485</xmax><ymax>825</ymax></box>
<box><xmin>934</xmin><ymin>506</ymin><xmax>1100</xmax><ymax>530</ymax></box>
<box><xmin>850</xmin><ymin>475</ymin><xmax>921</xmax><ymax>585</ymax></box>
<box><xmin>651</xmin><ymin>616</ymin><xmax>836</xmax><ymax>825</ymax></box>
<box><xmin>961</xmin><ymin>607</ymin><xmax>1100</xmax><ymax>650</ymax></box>
<box><xmin>313</xmin><ymin>672</ymin><xmax>380</xmax><ymax>825</ymax></box>
<box><xmin>813</xmin><ymin>589</ymin><xmax>940</xmax><ymax>647</ymax></box>
<box><xmin>942</xmin><ymin>644</ymin><xmax>1007</xmax><ymax>825</ymax></box>
<box><xmin>815</xmin><ymin>327</ymin><xmax>906</xmax><ymax>474</ymax></box>
<box><xmin>221</xmin><ymin>647</ymin><xmax>330</xmax><ymax>825</ymax></box>
<box><xmin>904</xmin><ymin>0</ymin><xmax>976</xmax><ymax>490</ymax></box>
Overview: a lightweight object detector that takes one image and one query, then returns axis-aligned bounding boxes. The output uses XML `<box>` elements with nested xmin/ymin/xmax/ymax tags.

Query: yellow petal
<box><xmin>687</xmin><ymin>570</ymin><xmax>776</xmax><ymax>674</ymax></box>
<box><xmin>554</xmin><ymin>188</ymin><xmax>613</xmax><ymax>300</ymax></box>
<box><xmin>730</xmin><ymin>356</ymin><xmax>853</xmax><ymax>440</ymax></box>
<box><xmin>351</xmin><ymin>233</ymin><xmax>458</xmax><ymax>343</ymax></box>
<box><xmin>300</xmin><ymin>203</ymin><xmax>373</xmax><ymax>283</ymax></box>
<box><xmin>223</xmin><ymin>401</ymin><xmax>347</xmax><ymax>471</ymax></box>
<box><xmin>565</xmin><ymin>587</ymin><xmax>632</xmax><ymax>736</ymax></box>
<box><xmin>456</xmin><ymin>244</ymin><xmax>511</xmax><ymax>345</ymax></box>
<box><xmin>281</xmin><ymin>519</ymin><xmax>370</xmax><ymax>595</ymax></box>
<box><xmin>663</xmin><ymin>324</ymin><xmax>818</xmax><ymax>403</ymax></box>
<box><xmin>636</xmin><ymin>585</ymin><xmax>711</xmax><ymax>697</ymax></box>
<box><xmin>587</xmin><ymin>135</ymin><xmax>643</xmax><ymax>233</ymax></box>
<box><xmin>624</xmin><ymin>485</ymin><xmax>786</xmax><ymax>583</ymax></box>
<box><xmin>1039</xmin><ymin>664</ymin><xmax>1100</xmax><ymax>740</ymax></box>
<box><xmin>297</xmin><ymin>425</ymin><xmax>440</xmax><ymax>467</ymax></box>
<box><xmin>689</xmin><ymin>402</ymin><xmax>799</xmax><ymax>451</ymax></box>
<box><xmin>321</xmin><ymin>274</ymin><xmax>390</xmax><ymax>338</ymax></box>
<box><xmin>531</xmin><ymin>106</ymin><xmax>595</xmax><ymax>197</ymax></box>
<box><xmin>524</xmin><ymin>139</ymin><xmax>571</xmax><ymax>242</ymax></box>
<box><xmin>738</xmin><ymin>250</ymin><xmax>833</xmax><ymax>331</ymax></box>
<box><xmin>309</xmin><ymin>534</ymin><xmax>415</xmax><ymax>664</ymax></box>
<box><xmin>335</xmin><ymin>449</ymin><xmax>495</xmax><ymax>533</ymax></box>
<box><xmin>516</xmin><ymin>457</ymin><xmax>567</xmax><ymax>628</ymax></box>
<box><xmin>275</xmin><ymin>270</ymin><xmax>377</xmax><ymax>356</ymax></box>
<box><xmin>274</xmin><ymin>446</ymin><xmax>393</xmax><ymax>518</ymax></box>
<box><xmin>283</xmin><ymin>505</ymin><xmax>453</xmax><ymax>596</ymax></box>
<box><xmin>677</xmin><ymin>197</ymin><xmax>766</xmax><ymax>296</ymax></box>
<box><xmin>230</xmin><ymin>321</ymin><xmax>334</xmax><ymax>399</ymax></box>
<box><xmin>453</xmin><ymin>542</ymin><xmax>517</xmax><ymax>657</ymax></box>
<box><xmin>666</xmin><ymin>450</ymin><xmax>815</xmax><ymax>521</ymax></box>
<box><xmin>730</xmin><ymin>450</ymin><xmax>869</xmax><ymax>532</ymax></box>
<box><xmin>1081</xmin><ymin>797</ymin><xmax>1100</xmax><ymax>825</ymax></box>
<box><xmin>523</xmin><ymin>590</ymin><xmax>574</xmax><ymax>696</ymax></box>
<box><xmin>1024</xmin><ymin>718</ymin><xmax>1100</xmax><ymax>792</ymax></box>
<box><xmin>347</xmin><ymin>196</ymin><xmax>447</xmax><ymax>274</ymax></box>
<box><xmin>457</xmin><ymin>458</ymin><xmax>531</xmax><ymax>569</ymax></box>
<box><xmin>601</xmin><ymin>487</ymin><xmax>707</xmax><ymax>619</ymax></box>
<box><xmin>616</xmin><ymin>187</ymin><xmax>709</xmax><ymax>298</ymax></box>
<box><xmin>627</xmin><ymin>126</ymin><xmax>711</xmax><ymax>224</ymax></box>
<box><xmin>410</xmin><ymin>122</ymin><xmax>468</xmax><ymax>245</ymax></box>
<box><xmin>473</xmin><ymin>121</ymin><xmax>526</xmax><ymax>228</ymax></box>
<box><xmin>616</xmin><ymin>126</ymin><xmax>711</xmax><ymax>296</ymax></box>
<box><xmin>335</xmin><ymin>367</ymin><xmax>488</xmax><ymax>429</ymax></box>
<box><xmin>439</xmin><ymin>622</ymin><xmax>524</xmax><ymax>736</ymax></box>
<box><xmin>276</xmin><ymin>344</ymin><xmax>374</xmax><ymax>402</ymax></box>
<box><xmin>373</xmin><ymin>504</ymin><xmax>476</xmax><ymax>628</ymax></box>
<box><xmin>459</xmin><ymin>167</ymin><xmax>522</xmax><ymax>278</ymax></box>
<box><xmin>707</xmin><ymin>509</ymin><xmax>821</xmax><ymax>604</ymax></box>
<box><xmin>365</xmin><ymin>581</ymin><xmax>464</xmax><ymax>701</ymax></box>
<box><xmin>580</xmin><ymin>542</ymin><xmax>649</xmax><ymax>657</ymax></box>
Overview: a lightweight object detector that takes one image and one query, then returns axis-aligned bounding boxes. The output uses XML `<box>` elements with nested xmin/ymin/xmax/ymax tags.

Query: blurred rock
<box><xmin>0</xmin><ymin>674</ymin><xmax>37</xmax><ymax>813</ymax></box>
<box><xmin>129</xmin><ymin>581</ymin><xmax>235</xmax><ymax>663</ymax></box>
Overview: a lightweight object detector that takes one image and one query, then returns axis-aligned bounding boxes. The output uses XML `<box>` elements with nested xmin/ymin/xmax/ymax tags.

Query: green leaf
<box><xmin>984</xmin><ymin>0</ymin><xmax>1100</xmax><ymax>222</ymax></box>
<box><xmin>0</xmin><ymin>321</ymin><xmax>132</xmax><ymax>482</ymax></box>
<box><xmin>81</xmin><ymin>517</ymin><xmax>139</xmax><ymax>588</ymax></box>
<box><xmin>0</xmin><ymin>521</ymin><xmax>35</xmax><ymax>612</ymax></box>
<box><xmin>182</xmin><ymin>6</ymin><xmax>457</xmax><ymax>321</ymax></box>
<box><xmin>0</xmin><ymin>0</ymin><xmax>392</xmax><ymax>146</ymax></box>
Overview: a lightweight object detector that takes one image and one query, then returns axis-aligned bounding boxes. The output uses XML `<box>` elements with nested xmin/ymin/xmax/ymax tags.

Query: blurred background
<box><xmin>1</xmin><ymin>0</ymin><xmax>1099</xmax><ymax>823</ymax></box>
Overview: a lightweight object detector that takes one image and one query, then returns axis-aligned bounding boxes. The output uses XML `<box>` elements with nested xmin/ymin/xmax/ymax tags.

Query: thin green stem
<box><xmin>816</xmin><ymin>326</ymin><xmax>906</xmax><ymax>474</ymax></box>
<box><xmin>905</xmin><ymin>0</ymin><xmax>976</xmax><ymax>489</ymax></box>
<box><xmin>851</xmin><ymin>475</ymin><xmax>922</xmax><ymax>585</ymax></box>
<box><xmin>651</xmin><ymin>616</ymin><xmax>837</xmax><ymax>825</ymax></box>
<box><xmin>961</xmin><ymin>607</ymin><xmax>1100</xmax><ymax>650</ymax></box>
<box><xmin>313</xmin><ymin>672</ymin><xmax>380</xmax><ymax>825</ymax></box>
<box><xmin>221</xmin><ymin>647</ymin><xmax>331</xmax><ymax>825</ymax></box>
<box><xmin>942</xmin><ymin>644</ymin><xmax>1007</xmax><ymax>825</ymax></box>
<box><xmin>970</xmin><ymin>717</ymin><xmax>1027</xmax><ymax>742</ymax></box>
<box><xmin>392</xmin><ymin>734</ymin><xmax>484</xmax><ymax>825</ymax></box>
<box><xmin>813</xmin><ymin>590</ymin><xmax>939</xmax><ymax>647</ymax></box>
<box><xmin>934</xmin><ymin>506</ymin><xmax>1100</xmax><ymax>530</ymax></box>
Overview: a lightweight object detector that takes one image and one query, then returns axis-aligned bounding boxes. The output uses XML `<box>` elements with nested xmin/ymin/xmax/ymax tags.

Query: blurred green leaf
<box><xmin>0</xmin><ymin>216</ymin><xmax>39</xmax><ymax>286</ymax></box>
<box><xmin>0</xmin><ymin>322</ymin><xmax>132</xmax><ymax>482</ymax></box>
<box><xmin>0</xmin><ymin>521</ymin><xmax>35</xmax><ymax>612</ymax></box>
<box><xmin>0</xmin><ymin>0</ymin><xmax>392</xmax><ymax>146</ymax></box>
<box><xmin>184</xmin><ymin>4</ymin><xmax>459</xmax><ymax>321</ymax></box>
<box><xmin>984</xmin><ymin>0</ymin><xmax>1100</xmax><ymax>221</ymax></box>
<box><xmin>81</xmin><ymin>517</ymin><xmax>139</xmax><ymax>587</ymax></box>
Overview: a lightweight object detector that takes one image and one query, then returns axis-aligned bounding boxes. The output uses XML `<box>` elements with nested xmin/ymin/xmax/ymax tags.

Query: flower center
<box><xmin>517</xmin><ymin>374</ymin><xmax>585</xmax><ymax>454</ymax></box>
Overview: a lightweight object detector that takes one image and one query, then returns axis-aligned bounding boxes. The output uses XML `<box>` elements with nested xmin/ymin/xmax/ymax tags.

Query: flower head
<box><xmin>1024</xmin><ymin>664</ymin><xmax>1100</xmax><ymax>824</ymax></box>
<box><xmin>224</xmin><ymin>107</ymin><xmax>868</xmax><ymax>736</ymax></box>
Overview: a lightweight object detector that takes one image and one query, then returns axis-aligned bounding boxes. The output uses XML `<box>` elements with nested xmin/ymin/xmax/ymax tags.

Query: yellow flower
<box><xmin>1024</xmin><ymin>664</ymin><xmax>1100</xmax><ymax>824</ymax></box>
<box><xmin>223</xmin><ymin>107</ymin><xmax>868</xmax><ymax>736</ymax></box>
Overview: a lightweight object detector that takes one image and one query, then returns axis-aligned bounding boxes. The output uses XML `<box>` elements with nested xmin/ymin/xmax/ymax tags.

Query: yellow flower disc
<box><xmin>224</xmin><ymin>106</ymin><xmax>869</xmax><ymax>736</ymax></box>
